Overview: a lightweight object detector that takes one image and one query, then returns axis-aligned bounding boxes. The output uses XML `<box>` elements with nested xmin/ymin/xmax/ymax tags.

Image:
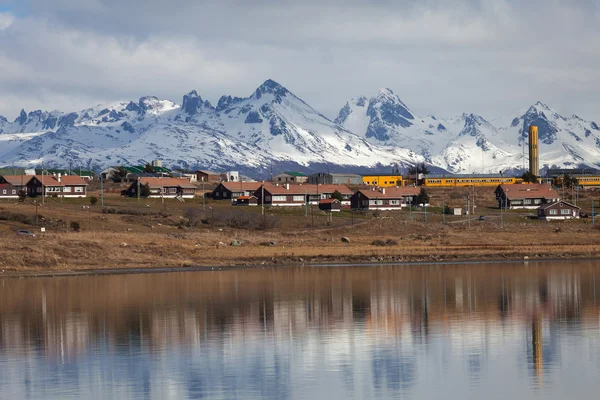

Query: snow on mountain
<box><xmin>336</xmin><ymin>90</ymin><xmax>600</xmax><ymax>173</ymax></box>
<box><xmin>1</xmin><ymin>80</ymin><xmax>599</xmax><ymax>175</ymax></box>
<box><xmin>0</xmin><ymin>80</ymin><xmax>421</xmax><ymax>173</ymax></box>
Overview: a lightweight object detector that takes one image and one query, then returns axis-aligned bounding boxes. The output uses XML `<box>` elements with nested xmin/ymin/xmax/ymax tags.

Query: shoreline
<box><xmin>3</xmin><ymin>254</ymin><xmax>599</xmax><ymax>279</ymax></box>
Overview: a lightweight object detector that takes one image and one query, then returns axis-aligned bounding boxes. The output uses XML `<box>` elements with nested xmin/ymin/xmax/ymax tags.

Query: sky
<box><xmin>0</xmin><ymin>0</ymin><xmax>598</xmax><ymax>122</ymax></box>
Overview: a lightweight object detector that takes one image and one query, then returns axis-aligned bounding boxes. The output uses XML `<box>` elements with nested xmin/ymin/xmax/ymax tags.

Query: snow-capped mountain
<box><xmin>336</xmin><ymin>90</ymin><xmax>600</xmax><ymax>173</ymax></box>
<box><xmin>0</xmin><ymin>80</ymin><xmax>599</xmax><ymax>175</ymax></box>
<box><xmin>0</xmin><ymin>80</ymin><xmax>421</xmax><ymax>174</ymax></box>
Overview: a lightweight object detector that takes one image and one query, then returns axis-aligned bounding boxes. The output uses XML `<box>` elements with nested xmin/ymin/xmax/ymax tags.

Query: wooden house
<box><xmin>125</xmin><ymin>177</ymin><xmax>196</xmax><ymax>198</ymax></box>
<box><xmin>351</xmin><ymin>187</ymin><xmax>420</xmax><ymax>211</ymax></box>
<box><xmin>495</xmin><ymin>184</ymin><xmax>559</xmax><ymax>209</ymax></box>
<box><xmin>254</xmin><ymin>183</ymin><xmax>353</xmax><ymax>207</ymax></box>
<box><xmin>0</xmin><ymin>183</ymin><xmax>19</xmax><ymax>199</ymax></box>
<box><xmin>318</xmin><ymin>198</ymin><xmax>341</xmax><ymax>212</ymax></box>
<box><xmin>537</xmin><ymin>201</ymin><xmax>580</xmax><ymax>220</ymax></box>
<box><xmin>26</xmin><ymin>175</ymin><xmax>88</xmax><ymax>198</ymax></box>
<box><xmin>211</xmin><ymin>182</ymin><xmax>263</xmax><ymax>200</ymax></box>
<box><xmin>272</xmin><ymin>172</ymin><xmax>308</xmax><ymax>184</ymax></box>
<box><xmin>196</xmin><ymin>170</ymin><xmax>221</xmax><ymax>183</ymax></box>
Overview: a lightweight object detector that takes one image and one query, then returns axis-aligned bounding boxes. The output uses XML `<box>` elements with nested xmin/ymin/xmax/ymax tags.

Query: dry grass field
<box><xmin>1</xmin><ymin>185</ymin><xmax>600</xmax><ymax>274</ymax></box>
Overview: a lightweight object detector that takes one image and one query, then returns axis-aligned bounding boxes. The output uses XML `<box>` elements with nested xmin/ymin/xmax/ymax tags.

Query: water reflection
<box><xmin>1</xmin><ymin>261</ymin><xmax>600</xmax><ymax>399</ymax></box>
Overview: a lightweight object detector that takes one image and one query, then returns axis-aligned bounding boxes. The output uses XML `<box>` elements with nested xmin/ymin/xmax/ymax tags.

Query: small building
<box><xmin>0</xmin><ymin>183</ymin><xmax>19</xmax><ymax>199</ymax></box>
<box><xmin>196</xmin><ymin>170</ymin><xmax>221</xmax><ymax>183</ymax></box>
<box><xmin>26</xmin><ymin>175</ymin><xmax>88</xmax><ymax>198</ymax></box>
<box><xmin>319</xmin><ymin>198</ymin><xmax>341</xmax><ymax>212</ymax></box>
<box><xmin>309</xmin><ymin>172</ymin><xmax>362</xmax><ymax>185</ymax></box>
<box><xmin>273</xmin><ymin>172</ymin><xmax>308</xmax><ymax>184</ymax></box>
<box><xmin>495</xmin><ymin>184</ymin><xmax>559</xmax><ymax>209</ymax></box>
<box><xmin>452</xmin><ymin>208</ymin><xmax>462</xmax><ymax>216</ymax></box>
<box><xmin>101</xmin><ymin>165</ymin><xmax>172</xmax><ymax>182</ymax></box>
<box><xmin>537</xmin><ymin>201</ymin><xmax>580</xmax><ymax>220</ymax></box>
<box><xmin>233</xmin><ymin>195</ymin><xmax>259</xmax><ymax>206</ymax></box>
<box><xmin>362</xmin><ymin>174</ymin><xmax>404</xmax><ymax>187</ymax></box>
<box><xmin>125</xmin><ymin>178</ymin><xmax>196</xmax><ymax>199</ymax></box>
<box><xmin>220</xmin><ymin>171</ymin><xmax>241</xmax><ymax>182</ymax></box>
<box><xmin>351</xmin><ymin>187</ymin><xmax>420</xmax><ymax>211</ymax></box>
<box><xmin>0</xmin><ymin>175</ymin><xmax>32</xmax><ymax>193</ymax></box>
<box><xmin>212</xmin><ymin>182</ymin><xmax>263</xmax><ymax>200</ymax></box>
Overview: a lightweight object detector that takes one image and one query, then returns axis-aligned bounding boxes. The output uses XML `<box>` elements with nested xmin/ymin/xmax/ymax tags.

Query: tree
<box><xmin>140</xmin><ymin>183</ymin><xmax>151</xmax><ymax>198</ymax></box>
<box><xmin>143</xmin><ymin>163</ymin><xmax>156</xmax><ymax>173</ymax></box>
<box><xmin>89</xmin><ymin>196</ymin><xmax>98</xmax><ymax>206</ymax></box>
<box><xmin>113</xmin><ymin>166</ymin><xmax>128</xmax><ymax>182</ymax></box>
<box><xmin>415</xmin><ymin>188</ymin><xmax>430</xmax><ymax>206</ymax></box>
<box><xmin>17</xmin><ymin>189</ymin><xmax>27</xmax><ymax>203</ymax></box>
<box><xmin>521</xmin><ymin>171</ymin><xmax>537</xmax><ymax>183</ymax></box>
<box><xmin>407</xmin><ymin>163</ymin><xmax>430</xmax><ymax>176</ymax></box>
<box><xmin>70</xmin><ymin>221</ymin><xmax>80</xmax><ymax>232</ymax></box>
<box><xmin>562</xmin><ymin>174</ymin><xmax>578</xmax><ymax>189</ymax></box>
<box><xmin>331</xmin><ymin>190</ymin><xmax>344</xmax><ymax>202</ymax></box>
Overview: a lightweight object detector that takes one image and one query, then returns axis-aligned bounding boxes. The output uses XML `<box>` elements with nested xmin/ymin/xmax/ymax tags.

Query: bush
<box><xmin>89</xmin><ymin>196</ymin><xmax>98</xmax><ymax>206</ymax></box>
<box><xmin>0</xmin><ymin>210</ymin><xmax>38</xmax><ymax>225</ymax></box>
<box><xmin>185</xmin><ymin>208</ymin><xmax>205</xmax><ymax>227</ymax></box>
<box><xmin>70</xmin><ymin>221</ymin><xmax>80</xmax><ymax>232</ymax></box>
<box><xmin>371</xmin><ymin>239</ymin><xmax>398</xmax><ymax>246</ymax></box>
<box><xmin>17</xmin><ymin>190</ymin><xmax>27</xmax><ymax>203</ymax></box>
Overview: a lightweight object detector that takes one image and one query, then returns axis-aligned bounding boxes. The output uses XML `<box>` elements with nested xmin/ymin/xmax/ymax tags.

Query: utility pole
<box><xmin>100</xmin><ymin>174</ymin><xmax>104</xmax><ymax>207</ymax></box>
<box><xmin>593</xmin><ymin>200</ymin><xmax>595</xmax><ymax>226</ymax></box>
<box><xmin>202</xmin><ymin>180</ymin><xmax>206</xmax><ymax>211</ymax></box>
<box><xmin>137</xmin><ymin>178</ymin><xmax>140</xmax><ymax>208</ymax></box>
<box><xmin>442</xmin><ymin>200</ymin><xmax>445</xmax><ymax>224</ymax></box>
<box><xmin>41</xmin><ymin>164</ymin><xmax>45</xmax><ymax>207</ymax></box>
<box><xmin>500</xmin><ymin>196</ymin><xmax>503</xmax><ymax>227</ymax></box>
<box><xmin>467</xmin><ymin>195</ymin><xmax>471</xmax><ymax>229</ymax></box>
<box><xmin>261</xmin><ymin>183</ymin><xmax>265</xmax><ymax>216</ymax></box>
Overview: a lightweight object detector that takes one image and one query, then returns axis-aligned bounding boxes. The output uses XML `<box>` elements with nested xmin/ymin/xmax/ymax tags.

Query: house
<box><xmin>351</xmin><ymin>187</ymin><xmax>420</xmax><ymax>211</ymax></box>
<box><xmin>171</xmin><ymin>171</ymin><xmax>198</xmax><ymax>183</ymax></box>
<box><xmin>196</xmin><ymin>170</ymin><xmax>221</xmax><ymax>183</ymax></box>
<box><xmin>361</xmin><ymin>174</ymin><xmax>404</xmax><ymax>187</ymax></box>
<box><xmin>254</xmin><ymin>183</ymin><xmax>353</xmax><ymax>206</ymax></box>
<box><xmin>211</xmin><ymin>182</ymin><xmax>263</xmax><ymax>200</ymax></box>
<box><xmin>125</xmin><ymin>178</ymin><xmax>196</xmax><ymax>198</ymax></box>
<box><xmin>537</xmin><ymin>201</ymin><xmax>580</xmax><ymax>220</ymax></box>
<box><xmin>0</xmin><ymin>175</ymin><xmax>32</xmax><ymax>193</ymax></box>
<box><xmin>273</xmin><ymin>172</ymin><xmax>308</xmax><ymax>184</ymax></box>
<box><xmin>319</xmin><ymin>198</ymin><xmax>341</xmax><ymax>212</ymax></box>
<box><xmin>101</xmin><ymin>165</ymin><xmax>172</xmax><ymax>182</ymax></box>
<box><xmin>495</xmin><ymin>184</ymin><xmax>559</xmax><ymax>209</ymax></box>
<box><xmin>308</xmin><ymin>173</ymin><xmax>362</xmax><ymax>185</ymax></box>
<box><xmin>35</xmin><ymin>169</ymin><xmax>95</xmax><ymax>181</ymax></box>
<box><xmin>0</xmin><ymin>183</ymin><xmax>19</xmax><ymax>199</ymax></box>
<box><xmin>233</xmin><ymin>196</ymin><xmax>258</xmax><ymax>206</ymax></box>
<box><xmin>26</xmin><ymin>175</ymin><xmax>88</xmax><ymax>198</ymax></box>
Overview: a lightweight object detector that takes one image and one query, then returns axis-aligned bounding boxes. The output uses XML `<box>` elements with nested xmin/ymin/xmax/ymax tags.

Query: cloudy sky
<box><xmin>0</xmin><ymin>0</ymin><xmax>598</xmax><ymax>122</ymax></box>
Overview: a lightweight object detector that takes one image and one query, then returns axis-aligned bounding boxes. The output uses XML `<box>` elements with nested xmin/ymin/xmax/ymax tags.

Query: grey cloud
<box><xmin>0</xmin><ymin>0</ymin><xmax>598</xmax><ymax>122</ymax></box>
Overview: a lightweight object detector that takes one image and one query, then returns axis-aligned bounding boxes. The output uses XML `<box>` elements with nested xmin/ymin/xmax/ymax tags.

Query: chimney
<box><xmin>57</xmin><ymin>173</ymin><xmax>61</xmax><ymax>183</ymax></box>
<box><xmin>382</xmin><ymin>188</ymin><xmax>386</xmax><ymax>195</ymax></box>
<box><xmin>528</xmin><ymin>125</ymin><xmax>539</xmax><ymax>179</ymax></box>
<box><xmin>285</xmin><ymin>183</ymin><xmax>290</xmax><ymax>190</ymax></box>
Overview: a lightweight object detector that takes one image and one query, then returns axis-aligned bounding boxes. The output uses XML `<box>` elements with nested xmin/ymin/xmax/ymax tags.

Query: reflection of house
<box><xmin>211</xmin><ymin>182</ymin><xmax>263</xmax><ymax>200</ymax></box>
<box><xmin>125</xmin><ymin>178</ymin><xmax>196</xmax><ymax>198</ymax></box>
<box><xmin>273</xmin><ymin>172</ymin><xmax>308</xmax><ymax>184</ymax></box>
<box><xmin>495</xmin><ymin>184</ymin><xmax>559</xmax><ymax>209</ymax></box>
<box><xmin>351</xmin><ymin>187</ymin><xmax>420</xmax><ymax>210</ymax></box>
<box><xmin>537</xmin><ymin>201</ymin><xmax>580</xmax><ymax>220</ymax></box>
<box><xmin>309</xmin><ymin>173</ymin><xmax>362</xmax><ymax>185</ymax></box>
<box><xmin>26</xmin><ymin>175</ymin><xmax>88</xmax><ymax>197</ymax></box>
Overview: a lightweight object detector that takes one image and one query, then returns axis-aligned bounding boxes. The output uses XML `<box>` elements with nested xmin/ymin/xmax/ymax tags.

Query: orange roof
<box><xmin>0</xmin><ymin>175</ymin><xmax>33</xmax><ymax>186</ymax></box>
<box><xmin>319</xmin><ymin>198</ymin><xmax>341</xmax><ymax>204</ymax></box>
<box><xmin>498</xmin><ymin>184</ymin><xmax>558</xmax><ymax>200</ymax></box>
<box><xmin>57</xmin><ymin>176</ymin><xmax>88</xmax><ymax>186</ymax></box>
<box><xmin>138</xmin><ymin>177</ymin><xmax>197</xmax><ymax>189</ymax></box>
<box><xmin>220</xmin><ymin>181</ymin><xmax>262</xmax><ymax>192</ymax></box>
<box><xmin>358</xmin><ymin>186</ymin><xmax>420</xmax><ymax>199</ymax></box>
<box><xmin>261</xmin><ymin>183</ymin><xmax>352</xmax><ymax>195</ymax></box>
<box><xmin>237</xmin><ymin>195</ymin><xmax>257</xmax><ymax>200</ymax></box>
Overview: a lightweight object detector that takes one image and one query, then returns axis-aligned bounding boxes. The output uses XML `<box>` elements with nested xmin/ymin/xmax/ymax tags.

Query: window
<box><xmin>524</xmin><ymin>199</ymin><xmax>532</xmax><ymax>205</ymax></box>
<box><xmin>63</xmin><ymin>187</ymin><xmax>71</xmax><ymax>192</ymax></box>
<box><xmin>75</xmin><ymin>187</ymin><xmax>83</xmax><ymax>193</ymax></box>
<box><xmin>11</xmin><ymin>190</ymin><xmax>16</xmax><ymax>194</ymax></box>
<box><xmin>265</xmin><ymin>196</ymin><xmax>272</xmax><ymax>202</ymax></box>
<box><xmin>293</xmin><ymin>195</ymin><xmax>304</xmax><ymax>202</ymax></box>
<box><xmin>216</xmin><ymin>192</ymin><xmax>221</xmax><ymax>198</ymax></box>
<box><xmin>561</xmin><ymin>209</ymin><xmax>571</xmax><ymax>215</ymax></box>
<box><xmin>362</xmin><ymin>200</ymin><xmax>368</xmax><ymax>206</ymax></box>
<box><xmin>273</xmin><ymin>195</ymin><xmax>286</xmax><ymax>202</ymax></box>
<box><xmin>534</xmin><ymin>199</ymin><xmax>541</xmax><ymax>204</ymax></box>
<box><xmin>2</xmin><ymin>190</ymin><xmax>5</xmax><ymax>194</ymax></box>
<box><xmin>549</xmin><ymin>209</ymin><xmax>558</xmax><ymax>215</ymax></box>
<box><xmin>390</xmin><ymin>200</ymin><xmax>399</xmax><ymax>205</ymax></box>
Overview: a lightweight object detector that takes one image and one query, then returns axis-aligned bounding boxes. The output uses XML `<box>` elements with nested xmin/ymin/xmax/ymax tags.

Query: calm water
<box><xmin>1</xmin><ymin>261</ymin><xmax>600</xmax><ymax>399</ymax></box>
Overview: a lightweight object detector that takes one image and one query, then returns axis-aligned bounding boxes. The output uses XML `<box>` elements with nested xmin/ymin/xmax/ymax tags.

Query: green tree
<box><xmin>331</xmin><ymin>190</ymin><xmax>344</xmax><ymax>202</ymax></box>
<box><xmin>562</xmin><ymin>174</ymin><xmax>578</xmax><ymax>189</ymax></box>
<box><xmin>415</xmin><ymin>188</ymin><xmax>430</xmax><ymax>206</ymax></box>
<box><xmin>89</xmin><ymin>196</ymin><xmax>98</xmax><ymax>206</ymax></box>
<box><xmin>113</xmin><ymin>166</ymin><xmax>129</xmax><ymax>181</ymax></box>
<box><xmin>143</xmin><ymin>163</ymin><xmax>156</xmax><ymax>173</ymax></box>
<box><xmin>17</xmin><ymin>189</ymin><xmax>27</xmax><ymax>203</ymax></box>
<box><xmin>521</xmin><ymin>171</ymin><xmax>537</xmax><ymax>183</ymax></box>
<box><xmin>407</xmin><ymin>163</ymin><xmax>430</xmax><ymax>176</ymax></box>
<box><xmin>140</xmin><ymin>183</ymin><xmax>151</xmax><ymax>198</ymax></box>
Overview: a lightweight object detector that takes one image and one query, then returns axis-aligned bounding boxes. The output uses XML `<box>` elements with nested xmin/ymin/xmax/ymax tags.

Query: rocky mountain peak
<box><xmin>253</xmin><ymin>79</ymin><xmax>289</xmax><ymax>100</ymax></box>
<box><xmin>181</xmin><ymin>90</ymin><xmax>213</xmax><ymax>115</ymax></box>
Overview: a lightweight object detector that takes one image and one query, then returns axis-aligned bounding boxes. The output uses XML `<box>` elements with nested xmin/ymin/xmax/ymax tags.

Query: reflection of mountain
<box><xmin>0</xmin><ymin>263</ymin><xmax>598</xmax><ymax>398</ymax></box>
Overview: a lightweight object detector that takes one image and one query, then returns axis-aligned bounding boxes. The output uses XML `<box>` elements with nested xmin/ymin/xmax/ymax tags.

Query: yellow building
<box><xmin>362</xmin><ymin>175</ymin><xmax>404</xmax><ymax>187</ymax></box>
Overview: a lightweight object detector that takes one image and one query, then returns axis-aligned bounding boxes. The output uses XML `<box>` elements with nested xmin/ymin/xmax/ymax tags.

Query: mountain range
<box><xmin>0</xmin><ymin>79</ymin><xmax>598</xmax><ymax>177</ymax></box>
